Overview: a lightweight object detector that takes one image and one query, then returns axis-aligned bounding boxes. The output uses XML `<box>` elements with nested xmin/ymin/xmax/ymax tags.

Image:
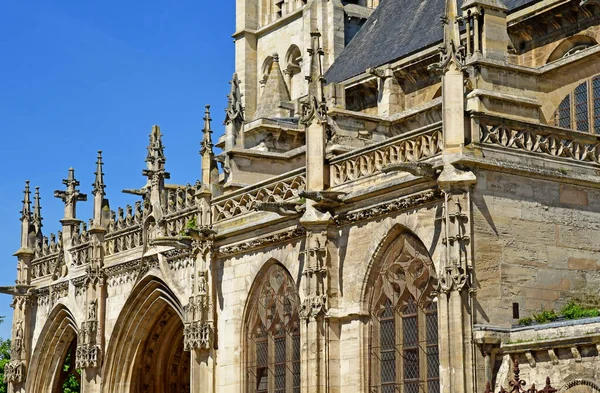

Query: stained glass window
<box><xmin>593</xmin><ymin>76</ymin><xmax>600</xmax><ymax>134</ymax></box>
<box><xmin>554</xmin><ymin>76</ymin><xmax>600</xmax><ymax>134</ymax></box>
<box><xmin>370</xmin><ymin>234</ymin><xmax>439</xmax><ymax>393</ymax></box>
<box><xmin>247</xmin><ymin>264</ymin><xmax>301</xmax><ymax>393</ymax></box>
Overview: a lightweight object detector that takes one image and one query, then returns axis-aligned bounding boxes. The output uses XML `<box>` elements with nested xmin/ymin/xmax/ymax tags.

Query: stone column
<box><xmin>297</xmin><ymin>29</ymin><xmax>334</xmax><ymax>393</ymax></box>
<box><xmin>432</xmin><ymin>3</ymin><xmax>478</xmax><ymax>393</ymax></box>
<box><xmin>79</xmin><ymin>153</ymin><xmax>107</xmax><ymax>393</ymax></box>
<box><xmin>5</xmin><ymin>182</ymin><xmax>37</xmax><ymax>393</ymax></box>
<box><xmin>299</xmin><ymin>212</ymin><xmax>331</xmax><ymax>393</ymax></box>
<box><xmin>370</xmin><ymin>66</ymin><xmax>404</xmax><ymax>117</ymax></box>
<box><xmin>186</xmin><ymin>190</ymin><xmax>216</xmax><ymax>393</ymax></box>
<box><xmin>462</xmin><ymin>0</ymin><xmax>509</xmax><ymax>61</ymax></box>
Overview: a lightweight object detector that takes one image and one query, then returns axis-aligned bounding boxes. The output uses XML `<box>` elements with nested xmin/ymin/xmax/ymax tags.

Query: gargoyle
<box><xmin>382</xmin><ymin>162</ymin><xmax>439</xmax><ymax>179</ymax></box>
<box><xmin>255</xmin><ymin>201</ymin><xmax>305</xmax><ymax>216</ymax></box>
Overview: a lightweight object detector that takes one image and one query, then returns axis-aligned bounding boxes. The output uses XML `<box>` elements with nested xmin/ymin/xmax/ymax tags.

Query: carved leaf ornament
<box><xmin>374</xmin><ymin>235</ymin><xmax>437</xmax><ymax>311</ymax></box>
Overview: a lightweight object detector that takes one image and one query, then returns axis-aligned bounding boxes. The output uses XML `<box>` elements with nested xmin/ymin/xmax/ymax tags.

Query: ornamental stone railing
<box><xmin>71</xmin><ymin>242</ymin><xmax>92</xmax><ymax>267</ymax></box>
<box><xmin>104</xmin><ymin>203</ymin><xmax>144</xmax><ymax>256</ymax></box>
<box><xmin>474</xmin><ymin>114</ymin><xmax>600</xmax><ymax>166</ymax></box>
<box><xmin>165</xmin><ymin>184</ymin><xmax>199</xmax><ymax>214</ymax></box>
<box><xmin>329</xmin><ymin>122</ymin><xmax>443</xmax><ymax>186</ymax></box>
<box><xmin>30</xmin><ymin>253</ymin><xmax>60</xmax><ymax>280</ymax></box>
<box><xmin>211</xmin><ymin>169</ymin><xmax>306</xmax><ymax>223</ymax></box>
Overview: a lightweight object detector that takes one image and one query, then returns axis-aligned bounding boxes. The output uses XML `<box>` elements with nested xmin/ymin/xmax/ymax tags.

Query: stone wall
<box><xmin>472</xmin><ymin>168</ymin><xmax>600</xmax><ymax>327</ymax></box>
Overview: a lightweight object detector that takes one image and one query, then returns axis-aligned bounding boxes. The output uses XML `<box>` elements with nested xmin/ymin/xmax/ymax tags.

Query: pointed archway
<box><xmin>103</xmin><ymin>276</ymin><xmax>190</xmax><ymax>393</ymax></box>
<box><xmin>27</xmin><ymin>305</ymin><xmax>80</xmax><ymax>393</ymax></box>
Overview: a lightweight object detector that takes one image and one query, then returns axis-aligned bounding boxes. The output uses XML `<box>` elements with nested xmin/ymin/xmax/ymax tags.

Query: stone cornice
<box><xmin>216</xmin><ymin>227</ymin><xmax>306</xmax><ymax>257</ymax></box>
<box><xmin>334</xmin><ymin>189</ymin><xmax>442</xmax><ymax>226</ymax></box>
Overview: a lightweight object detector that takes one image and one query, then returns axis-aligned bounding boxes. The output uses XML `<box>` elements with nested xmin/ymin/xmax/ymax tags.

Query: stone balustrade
<box><xmin>474</xmin><ymin>114</ymin><xmax>600</xmax><ymax>166</ymax></box>
<box><xmin>212</xmin><ymin>169</ymin><xmax>306</xmax><ymax>223</ymax></box>
<box><xmin>329</xmin><ymin>122</ymin><xmax>443</xmax><ymax>186</ymax></box>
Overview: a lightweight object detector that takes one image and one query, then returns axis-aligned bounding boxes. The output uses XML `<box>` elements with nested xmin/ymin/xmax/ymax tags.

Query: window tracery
<box><xmin>554</xmin><ymin>75</ymin><xmax>600</xmax><ymax>134</ymax></box>
<box><xmin>369</xmin><ymin>234</ymin><xmax>439</xmax><ymax>393</ymax></box>
<box><xmin>247</xmin><ymin>264</ymin><xmax>301</xmax><ymax>393</ymax></box>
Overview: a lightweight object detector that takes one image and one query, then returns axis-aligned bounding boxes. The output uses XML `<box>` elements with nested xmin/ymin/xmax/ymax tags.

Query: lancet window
<box><xmin>369</xmin><ymin>234</ymin><xmax>439</xmax><ymax>393</ymax></box>
<box><xmin>247</xmin><ymin>263</ymin><xmax>301</xmax><ymax>393</ymax></box>
<box><xmin>554</xmin><ymin>75</ymin><xmax>600</xmax><ymax>134</ymax></box>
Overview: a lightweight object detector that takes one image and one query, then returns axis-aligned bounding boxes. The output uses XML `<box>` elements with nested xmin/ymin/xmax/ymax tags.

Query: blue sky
<box><xmin>0</xmin><ymin>0</ymin><xmax>236</xmax><ymax>338</ymax></box>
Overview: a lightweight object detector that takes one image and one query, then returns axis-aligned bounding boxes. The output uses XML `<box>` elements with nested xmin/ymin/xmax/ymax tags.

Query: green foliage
<box><xmin>517</xmin><ymin>317</ymin><xmax>533</xmax><ymax>326</ymax></box>
<box><xmin>61</xmin><ymin>350</ymin><xmax>81</xmax><ymax>393</ymax></box>
<box><xmin>0</xmin><ymin>338</ymin><xmax>10</xmax><ymax>393</ymax></box>
<box><xmin>561</xmin><ymin>301</ymin><xmax>600</xmax><ymax>320</ymax></box>
<box><xmin>533</xmin><ymin>309</ymin><xmax>558</xmax><ymax>324</ymax></box>
<box><xmin>62</xmin><ymin>374</ymin><xmax>81</xmax><ymax>393</ymax></box>
<box><xmin>186</xmin><ymin>216</ymin><xmax>198</xmax><ymax>230</ymax></box>
<box><xmin>517</xmin><ymin>301</ymin><xmax>600</xmax><ymax>327</ymax></box>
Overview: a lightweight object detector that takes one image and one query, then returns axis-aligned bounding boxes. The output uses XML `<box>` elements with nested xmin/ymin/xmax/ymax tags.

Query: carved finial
<box><xmin>429</xmin><ymin>0</ymin><xmax>465</xmax><ymax>73</ymax></box>
<box><xmin>200</xmin><ymin>105</ymin><xmax>214</xmax><ymax>156</ymax></box>
<box><xmin>299</xmin><ymin>31</ymin><xmax>327</xmax><ymax>125</ymax></box>
<box><xmin>143</xmin><ymin>125</ymin><xmax>170</xmax><ymax>183</ymax></box>
<box><xmin>93</xmin><ymin>150</ymin><xmax>106</xmax><ymax>196</ymax></box>
<box><xmin>20</xmin><ymin>181</ymin><xmax>31</xmax><ymax>222</ymax></box>
<box><xmin>225</xmin><ymin>73</ymin><xmax>244</xmax><ymax>125</ymax></box>
<box><xmin>54</xmin><ymin>168</ymin><xmax>88</xmax><ymax>221</ymax></box>
<box><xmin>33</xmin><ymin>186</ymin><xmax>43</xmax><ymax>233</ymax></box>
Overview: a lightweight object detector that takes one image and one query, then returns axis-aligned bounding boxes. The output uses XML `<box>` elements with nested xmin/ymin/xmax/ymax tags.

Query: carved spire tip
<box><xmin>93</xmin><ymin>150</ymin><xmax>106</xmax><ymax>196</ymax></box>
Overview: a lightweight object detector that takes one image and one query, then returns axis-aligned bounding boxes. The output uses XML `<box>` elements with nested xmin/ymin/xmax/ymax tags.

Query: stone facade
<box><xmin>4</xmin><ymin>1</ymin><xmax>600</xmax><ymax>393</ymax></box>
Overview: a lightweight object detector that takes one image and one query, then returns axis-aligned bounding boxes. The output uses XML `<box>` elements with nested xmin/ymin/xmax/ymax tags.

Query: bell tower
<box><xmin>233</xmin><ymin>0</ymin><xmax>375</xmax><ymax>122</ymax></box>
<box><xmin>221</xmin><ymin>0</ymin><xmax>377</xmax><ymax>191</ymax></box>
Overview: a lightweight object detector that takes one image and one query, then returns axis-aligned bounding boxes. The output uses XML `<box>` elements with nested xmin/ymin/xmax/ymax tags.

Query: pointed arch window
<box><xmin>370</xmin><ymin>234</ymin><xmax>439</xmax><ymax>393</ymax></box>
<box><xmin>247</xmin><ymin>264</ymin><xmax>301</xmax><ymax>393</ymax></box>
<box><xmin>553</xmin><ymin>75</ymin><xmax>600</xmax><ymax>134</ymax></box>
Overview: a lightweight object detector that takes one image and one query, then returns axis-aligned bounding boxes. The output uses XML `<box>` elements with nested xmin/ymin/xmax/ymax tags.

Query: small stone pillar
<box><xmin>462</xmin><ymin>0</ymin><xmax>510</xmax><ymax>60</ymax></box>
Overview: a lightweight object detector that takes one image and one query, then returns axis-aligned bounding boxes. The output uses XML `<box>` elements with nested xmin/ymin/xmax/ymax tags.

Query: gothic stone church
<box><xmin>4</xmin><ymin>0</ymin><xmax>600</xmax><ymax>392</ymax></box>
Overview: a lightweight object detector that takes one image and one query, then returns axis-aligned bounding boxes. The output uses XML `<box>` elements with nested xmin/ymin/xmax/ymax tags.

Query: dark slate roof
<box><xmin>325</xmin><ymin>0</ymin><xmax>537</xmax><ymax>84</ymax></box>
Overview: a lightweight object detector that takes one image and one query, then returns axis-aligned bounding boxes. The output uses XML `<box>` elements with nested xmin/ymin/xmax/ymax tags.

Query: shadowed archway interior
<box><xmin>103</xmin><ymin>276</ymin><xmax>189</xmax><ymax>393</ymax></box>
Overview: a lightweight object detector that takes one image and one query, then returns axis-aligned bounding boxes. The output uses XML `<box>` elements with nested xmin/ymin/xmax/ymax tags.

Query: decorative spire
<box><xmin>33</xmin><ymin>186</ymin><xmax>43</xmax><ymax>233</ymax></box>
<box><xmin>20</xmin><ymin>181</ymin><xmax>31</xmax><ymax>222</ymax></box>
<box><xmin>430</xmin><ymin>0</ymin><xmax>465</xmax><ymax>73</ymax></box>
<box><xmin>200</xmin><ymin>105</ymin><xmax>214</xmax><ymax>156</ymax></box>
<box><xmin>143</xmin><ymin>125</ymin><xmax>170</xmax><ymax>182</ymax></box>
<box><xmin>200</xmin><ymin>105</ymin><xmax>219</xmax><ymax>189</ymax></box>
<box><xmin>299</xmin><ymin>32</ymin><xmax>327</xmax><ymax>125</ymax></box>
<box><xmin>225</xmin><ymin>73</ymin><xmax>244</xmax><ymax>125</ymax></box>
<box><xmin>254</xmin><ymin>53</ymin><xmax>292</xmax><ymax>119</ymax></box>
<box><xmin>92</xmin><ymin>150</ymin><xmax>106</xmax><ymax>197</ymax></box>
<box><xmin>54</xmin><ymin>168</ymin><xmax>88</xmax><ymax>221</ymax></box>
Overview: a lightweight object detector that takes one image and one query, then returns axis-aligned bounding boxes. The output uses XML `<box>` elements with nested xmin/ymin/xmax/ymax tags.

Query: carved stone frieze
<box><xmin>163</xmin><ymin>249</ymin><xmax>194</xmax><ymax>270</ymax></box>
<box><xmin>217</xmin><ymin>228</ymin><xmax>306</xmax><ymax>256</ymax></box>
<box><xmin>105</xmin><ymin>260</ymin><xmax>141</xmax><ymax>287</ymax></box>
<box><xmin>334</xmin><ymin>189</ymin><xmax>442</xmax><ymax>225</ymax></box>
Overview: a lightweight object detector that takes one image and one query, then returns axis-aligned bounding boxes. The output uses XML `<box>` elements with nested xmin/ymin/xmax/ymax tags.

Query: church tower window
<box><xmin>247</xmin><ymin>264</ymin><xmax>301</xmax><ymax>393</ymax></box>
